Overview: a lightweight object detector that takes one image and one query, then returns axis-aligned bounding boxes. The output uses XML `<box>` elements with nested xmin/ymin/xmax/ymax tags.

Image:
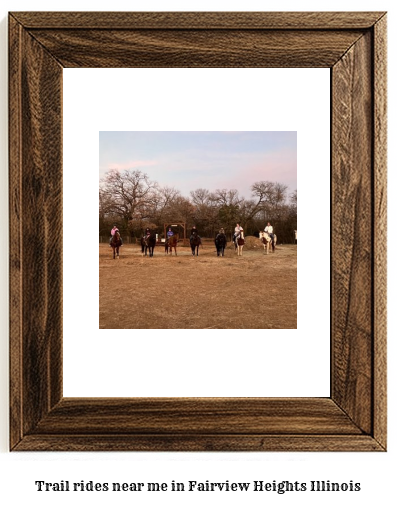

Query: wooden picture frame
<box><xmin>9</xmin><ymin>11</ymin><xmax>387</xmax><ymax>451</ymax></box>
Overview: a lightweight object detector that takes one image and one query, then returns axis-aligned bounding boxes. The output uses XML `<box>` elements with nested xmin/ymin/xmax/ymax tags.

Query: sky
<box><xmin>99</xmin><ymin>131</ymin><xmax>297</xmax><ymax>200</ymax></box>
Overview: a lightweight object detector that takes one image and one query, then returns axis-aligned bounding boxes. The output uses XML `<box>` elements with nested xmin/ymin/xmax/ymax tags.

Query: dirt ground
<box><xmin>99</xmin><ymin>240</ymin><xmax>297</xmax><ymax>329</ymax></box>
<box><xmin>99</xmin><ymin>243</ymin><xmax>297</xmax><ymax>329</ymax></box>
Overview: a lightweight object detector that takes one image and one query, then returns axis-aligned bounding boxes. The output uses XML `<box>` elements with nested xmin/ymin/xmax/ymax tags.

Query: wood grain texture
<box><xmin>11</xmin><ymin>11</ymin><xmax>386</xmax><ymax>29</ymax></box>
<box><xmin>14</xmin><ymin>435</ymin><xmax>383</xmax><ymax>452</ymax></box>
<box><xmin>9</xmin><ymin>15</ymin><xmax>23</xmax><ymax>450</ymax></box>
<box><xmin>373</xmin><ymin>14</ymin><xmax>387</xmax><ymax>449</ymax></box>
<box><xmin>27</xmin><ymin>29</ymin><xmax>364</xmax><ymax>68</ymax></box>
<box><xmin>9</xmin><ymin>16</ymin><xmax>63</xmax><ymax>446</ymax></box>
<box><xmin>331</xmin><ymin>32</ymin><xmax>373</xmax><ymax>434</ymax></box>
<box><xmin>31</xmin><ymin>398</ymin><xmax>362</xmax><ymax>435</ymax></box>
<box><xmin>9</xmin><ymin>11</ymin><xmax>387</xmax><ymax>452</ymax></box>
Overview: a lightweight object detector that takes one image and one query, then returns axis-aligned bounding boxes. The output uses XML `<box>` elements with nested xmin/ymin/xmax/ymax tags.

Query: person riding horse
<box><xmin>109</xmin><ymin>228</ymin><xmax>123</xmax><ymax>258</ymax></box>
<box><xmin>233</xmin><ymin>223</ymin><xmax>243</xmax><ymax>245</ymax></box>
<box><xmin>190</xmin><ymin>225</ymin><xmax>200</xmax><ymax>241</ymax></box>
<box><xmin>215</xmin><ymin>228</ymin><xmax>227</xmax><ymax>256</ymax></box>
<box><xmin>264</xmin><ymin>222</ymin><xmax>274</xmax><ymax>242</ymax></box>
<box><xmin>109</xmin><ymin>225</ymin><xmax>123</xmax><ymax>246</ymax></box>
<box><xmin>142</xmin><ymin>228</ymin><xmax>156</xmax><ymax>257</ymax></box>
<box><xmin>233</xmin><ymin>223</ymin><xmax>243</xmax><ymax>242</ymax></box>
<box><xmin>189</xmin><ymin>226</ymin><xmax>202</xmax><ymax>256</ymax></box>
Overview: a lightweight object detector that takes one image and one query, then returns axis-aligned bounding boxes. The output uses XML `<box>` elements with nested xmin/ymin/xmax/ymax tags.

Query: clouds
<box><xmin>99</xmin><ymin>131</ymin><xmax>297</xmax><ymax>198</ymax></box>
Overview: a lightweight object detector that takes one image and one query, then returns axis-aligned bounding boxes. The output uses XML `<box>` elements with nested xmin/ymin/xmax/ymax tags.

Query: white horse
<box><xmin>234</xmin><ymin>230</ymin><xmax>245</xmax><ymax>256</ymax></box>
<box><xmin>259</xmin><ymin>231</ymin><xmax>277</xmax><ymax>254</ymax></box>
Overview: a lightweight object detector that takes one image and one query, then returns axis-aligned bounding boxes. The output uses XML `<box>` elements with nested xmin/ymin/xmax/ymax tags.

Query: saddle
<box><xmin>110</xmin><ymin>234</ymin><xmax>122</xmax><ymax>246</ymax></box>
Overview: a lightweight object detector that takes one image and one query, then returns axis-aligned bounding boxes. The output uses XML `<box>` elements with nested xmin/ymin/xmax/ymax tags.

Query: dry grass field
<box><xmin>99</xmin><ymin>239</ymin><xmax>297</xmax><ymax>329</ymax></box>
<box><xmin>99</xmin><ymin>238</ymin><xmax>297</xmax><ymax>329</ymax></box>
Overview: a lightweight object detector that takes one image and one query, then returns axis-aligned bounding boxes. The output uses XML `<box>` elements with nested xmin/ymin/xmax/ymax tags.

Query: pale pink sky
<box><xmin>99</xmin><ymin>131</ymin><xmax>297</xmax><ymax>200</ymax></box>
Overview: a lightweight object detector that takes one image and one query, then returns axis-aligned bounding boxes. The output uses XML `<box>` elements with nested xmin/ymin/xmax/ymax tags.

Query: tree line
<box><xmin>99</xmin><ymin>169</ymin><xmax>297</xmax><ymax>243</ymax></box>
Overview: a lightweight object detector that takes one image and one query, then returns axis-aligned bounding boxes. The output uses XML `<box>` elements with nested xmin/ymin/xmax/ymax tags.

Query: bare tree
<box><xmin>151</xmin><ymin>186</ymin><xmax>181</xmax><ymax>223</ymax></box>
<box><xmin>99</xmin><ymin>171</ymin><xmax>296</xmax><ymax>242</ymax></box>
<box><xmin>249</xmin><ymin>180</ymin><xmax>288</xmax><ymax>224</ymax></box>
<box><xmin>212</xmin><ymin>188</ymin><xmax>242</xmax><ymax>207</ymax></box>
<box><xmin>99</xmin><ymin>169</ymin><xmax>158</xmax><ymax>223</ymax></box>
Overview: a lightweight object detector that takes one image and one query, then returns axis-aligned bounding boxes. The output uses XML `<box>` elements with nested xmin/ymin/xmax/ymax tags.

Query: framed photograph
<box><xmin>9</xmin><ymin>11</ymin><xmax>387</xmax><ymax>451</ymax></box>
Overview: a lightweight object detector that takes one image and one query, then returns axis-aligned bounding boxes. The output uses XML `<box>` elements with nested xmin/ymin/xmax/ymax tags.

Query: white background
<box><xmin>63</xmin><ymin>68</ymin><xmax>330</xmax><ymax>397</ymax></box>
<box><xmin>0</xmin><ymin>1</ymin><xmax>395</xmax><ymax>507</ymax></box>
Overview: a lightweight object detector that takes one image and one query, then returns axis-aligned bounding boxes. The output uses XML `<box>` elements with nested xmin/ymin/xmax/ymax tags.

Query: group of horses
<box><xmin>233</xmin><ymin>230</ymin><xmax>277</xmax><ymax>256</ymax></box>
<box><xmin>109</xmin><ymin>230</ymin><xmax>276</xmax><ymax>259</ymax></box>
<box><xmin>140</xmin><ymin>232</ymin><xmax>201</xmax><ymax>257</ymax></box>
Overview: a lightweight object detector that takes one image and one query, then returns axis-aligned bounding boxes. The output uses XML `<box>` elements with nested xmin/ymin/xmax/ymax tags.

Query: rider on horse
<box><xmin>216</xmin><ymin>227</ymin><xmax>226</xmax><ymax>240</ymax></box>
<box><xmin>190</xmin><ymin>225</ymin><xmax>199</xmax><ymax>240</ymax></box>
<box><xmin>264</xmin><ymin>222</ymin><xmax>274</xmax><ymax>242</ymax></box>
<box><xmin>233</xmin><ymin>223</ymin><xmax>243</xmax><ymax>243</ymax></box>
<box><xmin>109</xmin><ymin>224</ymin><xmax>123</xmax><ymax>246</ymax></box>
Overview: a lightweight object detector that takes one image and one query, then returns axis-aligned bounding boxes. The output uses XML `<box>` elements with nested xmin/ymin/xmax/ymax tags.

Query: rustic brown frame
<box><xmin>9</xmin><ymin>12</ymin><xmax>387</xmax><ymax>451</ymax></box>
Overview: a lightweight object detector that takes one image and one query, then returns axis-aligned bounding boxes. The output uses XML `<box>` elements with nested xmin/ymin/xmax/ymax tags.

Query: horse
<box><xmin>165</xmin><ymin>235</ymin><xmax>178</xmax><ymax>255</ymax></box>
<box><xmin>109</xmin><ymin>231</ymin><xmax>122</xmax><ymax>259</ymax></box>
<box><xmin>215</xmin><ymin>232</ymin><xmax>227</xmax><ymax>257</ymax></box>
<box><xmin>190</xmin><ymin>231</ymin><xmax>202</xmax><ymax>256</ymax></box>
<box><xmin>141</xmin><ymin>233</ymin><xmax>156</xmax><ymax>257</ymax></box>
<box><xmin>259</xmin><ymin>231</ymin><xmax>277</xmax><ymax>254</ymax></box>
<box><xmin>234</xmin><ymin>230</ymin><xmax>244</xmax><ymax>256</ymax></box>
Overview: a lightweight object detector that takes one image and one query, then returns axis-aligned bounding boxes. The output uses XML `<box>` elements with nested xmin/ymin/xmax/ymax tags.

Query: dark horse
<box><xmin>190</xmin><ymin>231</ymin><xmax>202</xmax><ymax>256</ymax></box>
<box><xmin>141</xmin><ymin>233</ymin><xmax>156</xmax><ymax>257</ymax></box>
<box><xmin>109</xmin><ymin>231</ymin><xmax>122</xmax><ymax>259</ymax></box>
<box><xmin>215</xmin><ymin>231</ymin><xmax>227</xmax><ymax>257</ymax></box>
<box><xmin>165</xmin><ymin>235</ymin><xmax>178</xmax><ymax>255</ymax></box>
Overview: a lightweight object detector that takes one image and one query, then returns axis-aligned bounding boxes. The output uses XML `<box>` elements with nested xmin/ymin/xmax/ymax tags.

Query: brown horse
<box><xmin>165</xmin><ymin>235</ymin><xmax>178</xmax><ymax>255</ymax></box>
<box><xmin>110</xmin><ymin>231</ymin><xmax>122</xmax><ymax>259</ymax></box>
<box><xmin>259</xmin><ymin>231</ymin><xmax>277</xmax><ymax>254</ymax></box>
